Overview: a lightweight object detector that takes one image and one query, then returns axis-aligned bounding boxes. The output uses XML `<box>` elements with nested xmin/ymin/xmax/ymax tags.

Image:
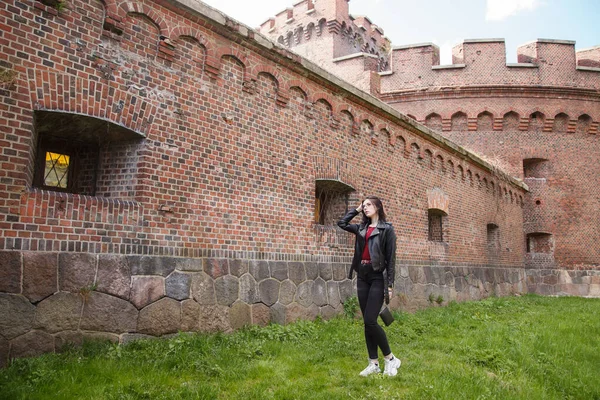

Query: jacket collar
<box><xmin>359</xmin><ymin>220</ymin><xmax>386</xmax><ymax>237</ymax></box>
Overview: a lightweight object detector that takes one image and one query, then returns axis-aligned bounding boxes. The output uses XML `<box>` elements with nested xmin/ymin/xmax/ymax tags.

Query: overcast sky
<box><xmin>199</xmin><ymin>0</ymin><xmax>600</xmax><ymax>64</ymax></box>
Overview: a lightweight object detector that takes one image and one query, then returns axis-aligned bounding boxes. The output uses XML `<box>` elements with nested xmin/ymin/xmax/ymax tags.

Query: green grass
<box><xmin>1</xmin><ymin>294</ymin><xmax>599</xmax><ymax>400</ymax></box>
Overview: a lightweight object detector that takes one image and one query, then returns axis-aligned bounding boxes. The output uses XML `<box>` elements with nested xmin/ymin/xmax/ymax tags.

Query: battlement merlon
<box><xmin>259</xmin><ymin>0</ymin><xmax>346</xmax><ymax>31</ymax></box>
<box><xmin>257</xmin><ymin>0</ymin><xmax>390</xmax><ymax>51</ymax></box>
<box><xmin>574</xmin><ymin>45</ymin><xmax>600</xmax><ymax>68</ymax></box>
<box><xmin>381</xmin><ymin>39</ymin><xmax>600</xmax><ymax>92</ymax></box>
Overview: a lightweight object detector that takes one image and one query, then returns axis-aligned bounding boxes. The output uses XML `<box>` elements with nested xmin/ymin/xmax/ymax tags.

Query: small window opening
<box><xmin>428</xmin><ymin>209</ymin><xmax>446</xmax><ymax>242</ymax></box>
<box><xmin>523</xmin><ymin>158</ymin><xmax>549</xmax><ymax>179</ymax></box>
<box><xmin>33</xmin><ymin>111</ymin><xmax>144</xmax><ymax>197</ymax></box>
<box><xmin>526</xmin><ymin>232</ymin><xmax>553</xmax><ymax>254</ymax></box>
<box><xmin>315</xmin><ymin>179</ymin><xmax>354</xmax><ymax>225</ymax></box>
<box><xmin>487</xmin><ymin>223</ymin><xmax>500</xmax><ymax>258</ymax></box>
<box><xmin>44</xmin><ymin>151</ymin><xmax>71</xmax><ymax>189</ymax></box>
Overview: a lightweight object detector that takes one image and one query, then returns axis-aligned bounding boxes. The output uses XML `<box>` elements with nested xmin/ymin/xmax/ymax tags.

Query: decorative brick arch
<box><xmin>27</xmin><ymin>70</ymin><xmax>156</xmax><ymax>137</ymax></box>
<box><xmin>117</xmin><ymin>1</ymin><xmax>169</xmax><ymax>36</ymax></box>
<box><xmin>308</xmin><ymin>91</ymin><xmax>335</xmax><ymax>107</ymax></box>
<box><xmin>283</xmin><ymin>80</ymin><xmax>310</xmax><ymax>98</ymax></box>
<box><xmin>170</xmin><ymin>27</ymin><xmax>209</xmax><ymax>48</ymax></box>
<box><xmin>102</xmin><ymin>0</ymin><xmax>122</xmax><ymax>21</ymax></box>
<box><xmin>202</xmin><ymin>43</ymin><xmax>250</xmax><ymax>81</ymax></box>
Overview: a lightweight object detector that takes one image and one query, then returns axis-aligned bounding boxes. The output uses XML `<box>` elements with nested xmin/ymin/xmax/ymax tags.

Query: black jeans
<box><xmin>357</xmin><ymin>263</ymin><xmax>391</xmax><ymax>360</ymax></box>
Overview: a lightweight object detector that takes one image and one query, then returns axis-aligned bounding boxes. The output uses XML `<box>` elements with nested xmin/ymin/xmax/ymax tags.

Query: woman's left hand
<box><xmin>388</xmin><ymin>287</ymin><xmax>393</xmax><ymax>298</ymax></box>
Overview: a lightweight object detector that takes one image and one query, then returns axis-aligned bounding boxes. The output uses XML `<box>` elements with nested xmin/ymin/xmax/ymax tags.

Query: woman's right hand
<box><xmin>356</xmin><ymin>203</ymin><xmax>363</xmax><ymax>213</ymax></box>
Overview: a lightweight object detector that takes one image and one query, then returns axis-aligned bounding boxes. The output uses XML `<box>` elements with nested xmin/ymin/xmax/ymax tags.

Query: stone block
<box><xmin>191</xmin><ymin>272</ymin><xmax>216</xmax><ymax>305</ymax></box>
<box><xmin>229</xmin><ymin>301</ymin><xmax>251</xmax><ymax>330</ymax></box>
<box><xmin>23</xmin><ymin>252</ymin><xmax>58</xmax><ymax>303</ymax></box>
<box><xmin>258</xmin><ymin>279</ymin><xmax>280</xmax><ymax>306</ymax></box>
<box><xmin>0</xmin><ymin>251</ymin><xmax>21</xmax><ymax>293</ymax></box>
<box><xmin>96</xmin><ymin>254</ymin><xmax>131</xmax><ymax>301</ymax></box>
<box><xmin>269</xmin><ymin>261</ymin><xmax>288</xmax><ymax>281</ymax></box>
<box><xmin>166</xmin><ymin>271</ymin><xmax>191</xmax><ymax>300</ymax></box>
<box><xmin>239</xmin><ymin>273</ymin><xmax>259</xmax><ymax>304</ymax></box>
<box><xmin>399</xmin><ymin>265</ymin><xmax>409</xmax><ymax>278</ymax></box>
<box><xmin>560</xmin><ymin>283</ymin><xmax>589</xmax><ymax>296</ymax></box>
<box><xmin>130</xmin><ymin>276</ymin><xmax>165</xmax><ymax>309</ymax></box>
<box><xmin>332</xmin><ymin>263</ymin><xmax>347</xmax><ymax>281</ymax></box>
<box><xmin>589</xmin><ymin>284</ymin><xmax>600</xmax><ymax>297</ymax></box>
<box><xmin>305</xmin><ymin>262</ymin><xmax>318</xmax><ymax>280</ymax></box>
<box><xmin>10</xmin><ymin>330</ymin><xmax>55</xmax><ymax>360</ymax></box>
<box><xmin>251</xmin><ymin>303</ymin><xmax>270</xmax><ymax>327</ymax></box>
<box><xmin>34</xmin><ymin>292</ymin><xmax>83</xmax><ymax>333</ymax></box>
<box><xmin>249</xmin><ymin>260</ymin><xmax>270</xmax><ymax>281</ymax></box>
<box><xmin>320</xmin><ymin>305</ymin><xmax>339</xmax><ymax>320</ymax></box>
<box><xmin>279</xmin><ymin>279</ymin><xmax>296</xmax><ymax>305</ymax></box>
<box><xmin>269</xmin><ymin>302</ymin><xmax>286</xmax><ymax>325</ymax></box>
<box><xmin>338</xmin><ymin>279</ymin><xmax>354</xmax><ymax>302</ymax></box>
<box><xmin>289</xmin><ymin>262</ymin><xmax>306</xmax><ymax>285</ymax></box>
<box><xmin>203</xmin><ymin>258</ymin><xmax>229</xmax><ymax>279</ymax></box>
<box><xmin>296</xmin><ymin>281</ymin><xmax>314</xmax><ymax>308</ymax></box>
<box><xmin>312</xmin><ymin>278</ymin><xmax>328</xmax><ymax>306</ymax></box>
<box><xmin>181</xmin><ymin>299</ymin><xmax>201</xmax><ymax>331</ymax></box>
<box><xmin>444</xmin><ymin>271</ymin><xmax>455</xmax><ymax>286</ymax></box>
<box><xmin>409</xmin><ymin>266</ymin><xmax>427</xmax><ymax>284</ymax></box>
<box><xmin>54</xmin><ymin>331</ymin><xmax>83</xmax><ymax>352</ymax></box>
<box><xmin>198</xmin><ymin>305</ymin><xmax>231</xmax><ymax>333</ymax></box>
<box><xmin>326</xmin><ymin>281</ymin><xmax>341</xmax><ymax>307</ymax></box>
<box><xmin>59</xmin><ymin>253</ymin><xmax>96</xmax><ymax>293</ymax></box>
<box><xmin>318</xmin><ymin>263</ymin><xmax>332</xmax><ymax>280</ymax></box>
<box><xmin>138</xmin><ymin>297</ymin><xmax>181</xmax><ymax>336</ymax></box>
<box><xmin>229</xmin><ymin>259</ymin><xmax>249</xmax><ymax>277</ymax></box>
<box><xmin>542</xmin><ymin>273</ymin><xmax>558</xmax><ymax>285</ymax></box>
<box><xmin>127</xmin><ymin>256</ymin><xmax>177</xmax><ymax>277</ymax></box>
<box><xmin>215</xmin><ymin>275</ymin><xmax>239</xmax><ymax>306</ymax></box>
<box><xmin>80</xmin><ymin>292</ymin><xmax>138</xmax><ymax>333</ymax></box>
<box><xmin>0</xmin><ymin>294</ymin><xmax>35</xmax><ymax>340</ymax></box>
<box><xmin>174</xmin><ymin>258</ymin><xmax>202</xmax><ymax>272</ymax></box>
<box><xmin>286</xmin><ymin>303</ymin><xmax>313</xmax><ymax>323</ymax></box>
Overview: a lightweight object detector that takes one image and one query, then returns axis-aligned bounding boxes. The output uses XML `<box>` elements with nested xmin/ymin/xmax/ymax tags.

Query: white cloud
<box><xmin>486</xmin><ymin>0</ymin><xmax>543</xmax><ymax>21</ymax></box>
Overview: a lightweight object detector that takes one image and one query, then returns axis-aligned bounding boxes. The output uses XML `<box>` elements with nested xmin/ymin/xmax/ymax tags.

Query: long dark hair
<box><xmin>361</xmin><ymin>196</ymin><xmax>387</xmax><ymax>225</ymax></box>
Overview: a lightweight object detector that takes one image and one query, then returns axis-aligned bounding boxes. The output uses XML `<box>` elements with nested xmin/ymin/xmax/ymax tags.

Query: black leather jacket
<box><xmin>337</xmin><ymin>208</ymin><xmax>396</xmax><ymax>288</ymax></box>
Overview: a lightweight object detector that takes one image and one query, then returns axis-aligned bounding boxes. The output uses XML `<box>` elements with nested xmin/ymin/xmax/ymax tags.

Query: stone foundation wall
<box><xmin>2</xmin><ymin>250</ymin><xmax>599</xmax><ymax>367</ymax></box>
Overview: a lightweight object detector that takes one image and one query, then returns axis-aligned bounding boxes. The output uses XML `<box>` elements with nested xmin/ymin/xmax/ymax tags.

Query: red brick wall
<box><xmin>0</xmin><ymin>0</ymin><xmax>525</xmax><ymax>265</ymax></box>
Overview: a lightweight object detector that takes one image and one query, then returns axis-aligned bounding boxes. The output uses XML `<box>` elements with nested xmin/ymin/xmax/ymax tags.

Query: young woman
<box><xmin>337</xmin><ymin>196</ymin><xmax>401</xmax><ymax>376</ymax></box>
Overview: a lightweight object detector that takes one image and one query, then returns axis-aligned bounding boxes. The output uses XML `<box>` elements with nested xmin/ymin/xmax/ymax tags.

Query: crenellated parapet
<box><xmin>257</xmin><ymin>0</ymin><xmax>391</xmax><ymax>69</ymax></box>
<box><xmin>380</xmin><ymin>39</ymin><xmax>600</xmax><ymax>93</ymax></box>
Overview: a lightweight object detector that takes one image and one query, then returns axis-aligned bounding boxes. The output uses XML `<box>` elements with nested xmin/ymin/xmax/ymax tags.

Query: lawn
<box><xmin>1</xmin><ymin>294</ymin><xmax>599</xmax><ymax>400</ymax></box>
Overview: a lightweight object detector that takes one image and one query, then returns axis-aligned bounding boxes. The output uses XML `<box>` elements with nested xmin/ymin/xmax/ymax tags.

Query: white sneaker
<box><xmin>383</xmin><ymin>356</ymin><xmax>401</xmax><ymax>376</ymax></box>
<box><xmin>359</xmin><ymin>362</ymin><xmax>381</xmax><ymax>376</ymax></box>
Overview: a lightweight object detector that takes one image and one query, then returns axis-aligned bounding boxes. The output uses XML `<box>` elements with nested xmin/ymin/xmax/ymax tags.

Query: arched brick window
<box><xmin>553</xmin><ymin>113</ymin><xmax>569</xmax><ymax>133</ymax></box>
<box><xmin>528</xmin><ymin>112</ymin><xmax>545</xmax><ymax>131</ymax></box>
<box><xmin>576</xmin><ymin>114</ymin><xmax>592</xmax><ymax>134</ymax></box>
<box><xmin>487</xmin><ymin>223</ymin><xmax>500</xmax><ymax>260</ymax></box>
<box><xmin>477</xmin><ymin>111</ymin><xmax>493</xmax><ymax>131</ymax></box>
<box><xmin>503</xmin><ymin>111</ymin><xmax>520</xmax><ymax>130</ymax></box>
<box><xmin>451</xmin><ymin>112</ymin><xmax>468</xmax><ymax>131</ymax></box>
<box><xmin>428</xmin><ymin>209</ymin><xmax>446</xmax><ymax>242</ymax></box>
<box><xmin>425</xmin><ymin>113</ymin><xmax>442</xmax><ymax>131</ymax></box>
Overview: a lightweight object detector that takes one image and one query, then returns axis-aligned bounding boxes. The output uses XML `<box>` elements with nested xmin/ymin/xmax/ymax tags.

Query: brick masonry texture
<box><xmin>0</xmin><ymin>0</ymin><xmax>598</xmax><ymax>364</ymax></box>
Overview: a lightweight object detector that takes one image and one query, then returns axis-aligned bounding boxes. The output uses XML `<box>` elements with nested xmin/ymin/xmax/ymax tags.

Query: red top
<box><xmin>361</xmin><ymin>226</ymin><xmax>376</xmax><ymax>261</ymax></box>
